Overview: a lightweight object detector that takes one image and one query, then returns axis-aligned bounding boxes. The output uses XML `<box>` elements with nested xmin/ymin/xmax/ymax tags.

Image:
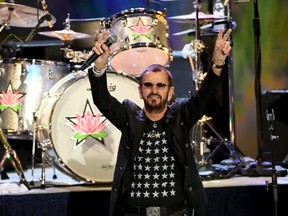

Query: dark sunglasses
<box><xmin>140</xmin><ymin>82</ymin><xmax>170</xmax><ymax>90</ymax></box>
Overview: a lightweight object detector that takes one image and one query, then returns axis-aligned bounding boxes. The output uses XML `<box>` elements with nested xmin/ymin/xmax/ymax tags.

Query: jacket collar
<box><xmin>137</xmin><ymin>105</ymin><xmax>174</xmax><ymax>121</ymax></box>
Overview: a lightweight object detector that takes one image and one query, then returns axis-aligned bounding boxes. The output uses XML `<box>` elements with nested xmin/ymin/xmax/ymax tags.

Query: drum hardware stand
<box><xmin>39</xmin><ymin>138</ymin><xmax>49</xmax><ymax>189</ymax></box>
<box><xmin>0</xmin><ymin>0</ymin><xmax>14</xmax><ymax>33</ymax></box>
<box><xmin>189</xmin><ymin>1</ymin><xmax>249</xmax><ymax>173</ymax></box>
<box><xmin>38</xmin><ymin>136</ymin><xmax>58</xmax><ymax>189</ymax></box>
<box><xmin>1</xmin><ymin>8</ymin><xmax>51</xmax><ymax>43</ymax></box>
<box><xmin>61</xmin><ymin>13</ymin><xmax>90</xmax><ymax>63</ymax></box>
<box><xmin>265</xmin><ymin>108</ymin><xmax>279</xmax><ymax>216</ymax></box>
<box><xmin>24</xmin><ymin>13</ymin><xmax>53</xmax><ymax>43</ymax></box>
<box><xmin>29</xmin><ymin>112</ymin><xmax>38</xmax><ymax>186</ymax></box>
<box><xmin>189</xmin><ymin>0</ymin><xmax>218</xmax><ymax>168</ymax></box>
<box><xmin>0</xmin><ymin>129</ymin><xmax>30</xmax><ymax>190</ymax></box>
<box><xmin>29</xmin><ymin>113</ymin><xmax>58</xmax><ymax>188</ymax></box>
<box><xmin>204</xmin><ymin>119</ymin><xmax>257</xmax><ymax>176</ymax></box>
<box><xmin>0</xmin><ymin>20</ymin><xmax>9</xmax><ymax>33</ymax></box>
<box><xmin>191</xmin><ymin>115</ymin><xmax>212</xmax><ymax>167</ymax></box>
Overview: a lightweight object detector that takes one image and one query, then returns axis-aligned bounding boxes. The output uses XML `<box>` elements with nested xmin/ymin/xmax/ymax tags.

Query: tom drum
<box><xmin>107</xmin><ymin>8</ymin><xmax>172</xmax><ymax>76</ymax></box>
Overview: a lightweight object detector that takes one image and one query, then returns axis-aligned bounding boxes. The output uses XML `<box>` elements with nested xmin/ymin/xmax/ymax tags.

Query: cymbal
<box><xmin>38</xmin><ymin>29</ymin><xmax>93</xmax><ymax>42</ymax></box>
<box><xmin>167</xmin><ymin>12</ymin><xmax>225</xmax><ymax>24</ymax></box>
<box><xmin>0</xmin><ymin>2</ymin><xmax>56</xmax><ymax>28</ymax></box>
<box><xmin>173</xmin><ymin>23</ymin><xmax>212</xmax><ymax>36</ymax></box>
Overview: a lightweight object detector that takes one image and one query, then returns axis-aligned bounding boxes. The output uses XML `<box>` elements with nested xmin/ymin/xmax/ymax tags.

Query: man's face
<box><xmin>138</xmin><ymin>71</ymin><xmax>174</xmax><ymax>112</ymax></box>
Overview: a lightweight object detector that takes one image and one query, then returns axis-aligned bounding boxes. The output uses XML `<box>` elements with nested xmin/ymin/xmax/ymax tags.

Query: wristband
<box><xmin>92</xmin><ymin>66</ymin><xmax>107</xmax><ymax>76</ymax></box>
<box><xmin>212</xmin><ymin>62</ymin><xmax>225</xmax><ymax>69</ymax></box>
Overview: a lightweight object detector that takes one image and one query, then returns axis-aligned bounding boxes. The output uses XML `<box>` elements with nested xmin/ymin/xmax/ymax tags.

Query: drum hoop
<box><xmin>1</xmin><ymin>58</ymin><xmax>70</xmax><ymax>68</ymax></box>
<box><xmin>70</xmin><ymin>17</ymin><xmax>106</xmax><ymax>22</ymax></box>
<box><xmin>109</xmin><ymin>8</ymin><xmax>166</xmax><ymax>22</ymax></box>
<box><xmin>110</xmin><ymin>43</ymin><xmax>171</xmax><ymax>58</ymax></box>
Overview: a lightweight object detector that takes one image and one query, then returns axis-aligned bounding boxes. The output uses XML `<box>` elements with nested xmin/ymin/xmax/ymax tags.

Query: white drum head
<box><xmin>38</xmin><ymin>72</ymin><xmax>143</xmax><ymax>183</ymax></box>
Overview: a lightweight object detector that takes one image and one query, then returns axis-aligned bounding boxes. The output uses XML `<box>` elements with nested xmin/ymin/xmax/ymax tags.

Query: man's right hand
<box><xmin>93</xmin><ymin>29</ymin><xmax>110</xmax><ymax>71</ymax></box>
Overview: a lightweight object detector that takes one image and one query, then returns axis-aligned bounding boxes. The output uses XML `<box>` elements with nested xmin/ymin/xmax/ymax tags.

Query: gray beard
<box><xmin>144</xmin><ymin>98</ymin><xmax>167</xmax><ymax>114</ymax></box>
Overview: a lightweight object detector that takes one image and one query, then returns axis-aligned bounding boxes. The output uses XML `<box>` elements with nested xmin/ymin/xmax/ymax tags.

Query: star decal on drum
<box><xmin>0</xmin><ymin>82</ymin><xmax>25</xmax><ymax>112</ymax></box>
<box><xmin>66</xmin><ymin>99</ymin><xmax>108</xmax><ymax>147</ymax></box>
<box><xmin>129</xmin><ymin>17</ymin><xmax>152</xmax><ymax>40</ymax></box>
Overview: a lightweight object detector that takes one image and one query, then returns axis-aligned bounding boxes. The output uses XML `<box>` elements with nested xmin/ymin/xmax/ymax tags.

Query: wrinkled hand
<box><xmin>212</xmin><ymin>28</ymin><xmax>232</xmax><ymax>66</ymax></box>
<box><xmin>93</xmin><ymin>29</ymin><xmax>110</xmax><ymax>70</ymax></box>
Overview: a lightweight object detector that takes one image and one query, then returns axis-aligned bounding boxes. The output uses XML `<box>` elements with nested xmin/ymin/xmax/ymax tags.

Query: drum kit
<box><xmin>0</xmin><ymin>1</ymin><xmax>235</xmax><ymax>187</ymax></box>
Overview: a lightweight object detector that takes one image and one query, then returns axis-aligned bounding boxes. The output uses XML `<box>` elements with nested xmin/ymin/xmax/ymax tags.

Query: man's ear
<box><xmin>138</xmin><ymin>86</ymin><xmax>143</xmax><ymax>99</ymax></box>
<box><xmin>168</xmin><ymin>86</ymin><xmax>175</xmax><ymax>101</ymax></box>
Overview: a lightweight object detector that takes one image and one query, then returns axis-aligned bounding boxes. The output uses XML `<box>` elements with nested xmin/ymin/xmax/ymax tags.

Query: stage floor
<box><xmin>1</xmin><ymin>163</ymin><xmax>288</xmax><ymax>193</ymax></box>
<box><xmin>1</xmin><ymin>164</ymin><xmax>288</xmax><ymax>216</ymax></box>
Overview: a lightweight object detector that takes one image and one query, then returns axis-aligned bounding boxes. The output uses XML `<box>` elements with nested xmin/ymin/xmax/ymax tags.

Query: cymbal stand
<box><xmin>24</xmin><ymin>14</ymin><xmax>52</xmax><ymax>43</ymax></box>
<box><xmin>0</xmin><ymin>2</ymin><xmax>13</xmax><ymax>33</ymax></box>
<box><xmin>0</xmin><ymin>20</ymin><xmax>9</xmax><ymax>33</ymax></box>
<box><xmin>0</xmin><ymin>129</ymin><xmax>30</xmax><ymax>190</ymax></box>
<box><xmin>190</xmin><ymin>0</ymin><xmax>212</xmax><ymax>166</ymax></box>
<box><xmin>204</xmin><ymin>119</ymin><xmax>256</xmax><ymax>176</ymax></box>
<box><xmin>191</xmin><ymin>0</ymin><xmax>240</xmax><ymax>170</ymax></box>
<box><xmin>62</xmin><ymin>13</ymin><xmax>77</xmax><ymax>61</ymax></box>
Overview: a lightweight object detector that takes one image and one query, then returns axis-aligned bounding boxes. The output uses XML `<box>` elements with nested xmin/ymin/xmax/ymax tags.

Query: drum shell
<box><xmin>0</xmin><ymin>59</ymin><xmax>70</xmax><ymax>135</ymax></box>
<box><xmin>107</xmin><ymin>8</ymin><xmax>172</xmax><ymax>76</ymax></box>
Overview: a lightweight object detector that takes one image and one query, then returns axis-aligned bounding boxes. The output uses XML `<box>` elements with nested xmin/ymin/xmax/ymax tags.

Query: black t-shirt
<box><xmin>126</xmin><ymin>118</ymin><xmax>185</xmax><ymax>207</ymax></box>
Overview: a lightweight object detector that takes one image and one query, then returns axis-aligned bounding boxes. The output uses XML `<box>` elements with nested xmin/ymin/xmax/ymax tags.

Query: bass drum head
<box><xmin>38</xmin><ymin>72</ymin><xmax>143</xmax><ymax>183</ymax></box>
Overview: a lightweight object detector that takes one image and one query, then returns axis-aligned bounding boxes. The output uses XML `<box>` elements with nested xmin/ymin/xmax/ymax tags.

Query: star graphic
<box><xmin>65</xmin><ymin>99</ymin><xmax>108</xmax><ymax>147</ymax></box>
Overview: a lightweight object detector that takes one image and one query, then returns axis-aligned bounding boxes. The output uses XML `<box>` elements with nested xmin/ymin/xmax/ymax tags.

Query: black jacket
<box><xmin>88</xmin><ymin>68</ymin><xmax>223</xmax><ymax>216</ymax></box>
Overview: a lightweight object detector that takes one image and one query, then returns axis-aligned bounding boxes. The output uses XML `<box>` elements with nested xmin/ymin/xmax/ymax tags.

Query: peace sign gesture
<box><xmin>212</xmin><ymin>28</ymin><xmax>232</xmax><ymax>74</ymax></box>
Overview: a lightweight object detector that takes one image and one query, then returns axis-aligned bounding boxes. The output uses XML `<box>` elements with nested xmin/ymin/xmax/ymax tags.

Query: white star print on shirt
<box><xmin>129</xmin><ymin>130</ymin><xmax>177</xmax><ymax>201</ymax></box>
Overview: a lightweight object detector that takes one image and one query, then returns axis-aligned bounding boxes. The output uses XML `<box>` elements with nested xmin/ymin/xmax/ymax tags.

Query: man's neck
<box><xmin>144</xmin><ymin>107</ymin><xmax>167</xmax><ymax>122</ymax></box>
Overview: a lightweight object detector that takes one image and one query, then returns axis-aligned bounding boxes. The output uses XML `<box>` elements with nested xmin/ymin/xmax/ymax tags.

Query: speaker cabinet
<box><xmin>261</xmin><ymin>89</ymin><xmax>288</xmax><ymax>162</ymax></box>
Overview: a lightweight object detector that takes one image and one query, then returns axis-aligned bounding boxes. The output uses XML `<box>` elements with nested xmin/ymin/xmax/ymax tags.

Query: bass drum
<box><xmin>107</xmin><ymin>8</ymin><xmax>172</xmax><ymax>77</ymax></box>
<box><xmin>0</xmin><ymin>59</ymin><xmax>70</xmax><ymax>136</ymax></box>
<box><xmin>36</xmin><ymin>71</ymin><xmax>143</xmax><ymax>183</ymax></box>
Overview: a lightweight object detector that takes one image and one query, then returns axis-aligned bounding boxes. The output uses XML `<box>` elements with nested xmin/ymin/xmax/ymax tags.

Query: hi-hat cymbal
<box><xmin>38</xmin><ymin>29</ymin><xmax>93</xmax><ymax>42</ymax></box>
<box><xmin>167</xmin><ymin>12</ymin><xmax>225</xmax><ymax>24</ymax></box>
<box><xmin>0</xmin><ymin>2</ymin><xmax>56</xmax><ymax>28</ymax></box>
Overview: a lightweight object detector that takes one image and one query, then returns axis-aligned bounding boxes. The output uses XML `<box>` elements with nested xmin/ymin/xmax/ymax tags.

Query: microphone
<box><xmin>79</xmin><ymin>34</ymin><xmax>117</xmax><ymax>71</ymax></box>
<box><xmin>41</xmin><ymin>0</ymin><xmax>53</xmax><ymax>28</ymax></box>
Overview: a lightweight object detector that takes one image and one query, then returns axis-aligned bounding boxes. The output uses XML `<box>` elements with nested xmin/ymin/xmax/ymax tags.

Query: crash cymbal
<box><xmin>38</xmin><ymin>29</ymin><xmax>93</xmax><ymax>42</ymax></box>
<box><xmin>0</xmin><ymin>2</ymin><xmax>56</xmax><ymax>28</ymax></box>
<box><xmin>167</xmin><ymin>12</ymin><xmax>225</xmax><ymax>24</ymax></box>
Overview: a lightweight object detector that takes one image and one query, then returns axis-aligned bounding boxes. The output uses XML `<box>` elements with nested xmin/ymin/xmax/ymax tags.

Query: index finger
<box><xmin>95</xmin><ymin>30</ymin><xmax>102</xmax><ymax>43</ymax></box>
<box><xmin>222</xmin><ymin>29</ymin><xmax>232</xmax><ymax>41</ymax></box>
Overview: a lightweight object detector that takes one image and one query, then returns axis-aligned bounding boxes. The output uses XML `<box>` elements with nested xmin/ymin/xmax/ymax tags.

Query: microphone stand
<box><xmin>24</xmin><ymin>14</ymin><xmax>52</xmax><ymax>43</ymax></box>
<box><xmin>265</xmin><ymin>108</ymin><xmax>279</xmax><ymax>216</ymax></box>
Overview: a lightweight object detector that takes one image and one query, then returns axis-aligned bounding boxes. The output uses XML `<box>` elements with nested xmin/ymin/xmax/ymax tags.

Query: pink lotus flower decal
<box><xmin>68</xmin><ymin>111</ymin><xmax>107</xmax><ymax>140</ymax></box>
<box><xmin>129</xmin><ymin>17</ymin><xmax>152</xmax><ymax>40</ymax></box>
<box><xmin>0</xmin><ymin>89</ymin><xmax>24</xmax><ymax>111</ymax></box>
